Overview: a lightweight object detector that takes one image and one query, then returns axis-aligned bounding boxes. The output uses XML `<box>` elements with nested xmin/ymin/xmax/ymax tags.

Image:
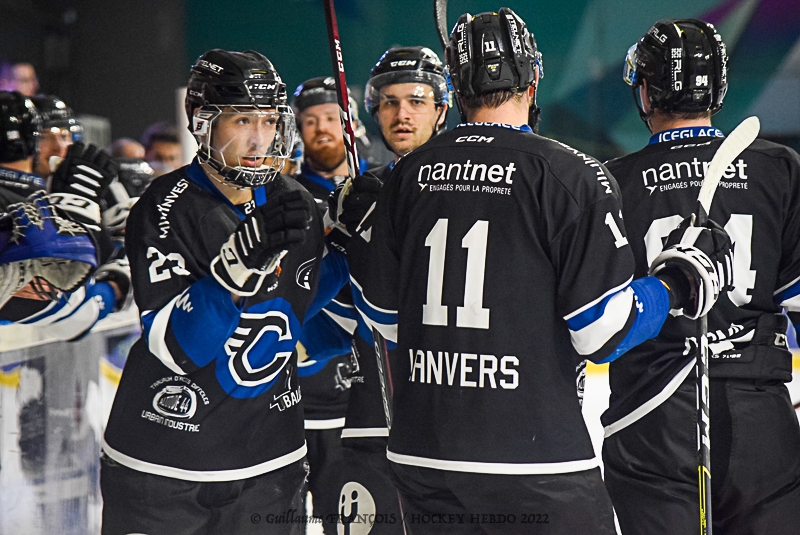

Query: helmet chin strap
<box><xmin>633</xmin><ymin>85</ymin><xmax>655</xmax><ymax>132</ymax></box>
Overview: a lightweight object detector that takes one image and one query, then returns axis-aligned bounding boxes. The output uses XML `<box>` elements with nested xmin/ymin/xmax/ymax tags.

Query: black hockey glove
<box><xmin>211</xmin><ymin>190</ymin><xmax>312</xmax><ymax>296</ymax></box>
<box><xmin>328</xmin><ymin>172</ymin><xmax>383</xmax><ymax>236</ymax></box>
<box><xmin>50</xmin><ymin>142</ymin><xmax>119</xmax><ymax>229</ymax></box>
<box><xmin>94</xmin><ymin>257</ymin><xmax>133</xmax><ymax>312</ymax></box>
<box><xmin>649</xmin><ymin>215</ymin><xmax>734</xmax><ymax>319</ymax></box>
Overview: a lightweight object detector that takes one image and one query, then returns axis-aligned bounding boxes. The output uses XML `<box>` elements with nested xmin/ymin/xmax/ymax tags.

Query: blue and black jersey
<box><xmin>603</xmin><ymin>131</ymin><xmax>800</xmax><ymax>436</ymax></box>
<box><xmin>102</xmin><ymin>160</ymin><xmax>325</xmax><ymax>481</ymax></box>
<box><xmin>352</xmin><ymin>123</ymin><xmax>669</xmax><ymax>473</ymax></box>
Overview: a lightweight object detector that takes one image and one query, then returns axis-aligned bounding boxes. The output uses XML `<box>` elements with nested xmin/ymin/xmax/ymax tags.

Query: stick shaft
<box><xmin>321</xmin><ymin>0</ymin><xmax>360</xmax><ymax>179</ymax></box>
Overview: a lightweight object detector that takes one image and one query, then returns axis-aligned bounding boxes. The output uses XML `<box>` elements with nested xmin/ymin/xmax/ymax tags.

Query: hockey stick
<box><xmin>321</xmin><ymin>0</ymin><xmax>394</xmax><ymax>429</ymax></box>
<box><xmin>321</xmin><ymin>0</ymin><xmax>360</xmax><ymax>180</ymax></box>
<box><xmin>694</xmin><ymin>115</ymin><xmax>760</xmax><ymax>535</ymax></box>
<box><xmin>434</xmin><ymin>0</ymin><xmax>449</xmax><ymax>49</ymax></box>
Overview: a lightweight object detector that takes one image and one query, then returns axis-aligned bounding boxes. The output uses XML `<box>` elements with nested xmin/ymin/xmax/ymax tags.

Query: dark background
<box><xmin>2</xmin><ymin>0</ymin><xmax>798</xmax><ymax>161</ymax></box>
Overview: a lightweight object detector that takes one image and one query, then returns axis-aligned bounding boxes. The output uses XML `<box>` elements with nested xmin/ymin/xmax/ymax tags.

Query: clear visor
<box><xmin>365</xmin><ymin>71</ymin><xmax>448</xmax><ymax>113</ymax></box>
<box><xmin>194</xmin><ymin>106</ymin><xmax>297</xmax><ymax>184</ymax></box>
<box><xmin>623</xmin><ymin>43</ymin><xmax>639</xmax><ymax>86</ymax></box>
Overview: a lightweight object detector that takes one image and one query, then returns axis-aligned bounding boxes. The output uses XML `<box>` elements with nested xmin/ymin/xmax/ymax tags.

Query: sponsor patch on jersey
<box><xmin>140</xmin><ymin>376</ymin><xmax>211</xmax><ymax>433</ymax></box>
<box><xmin>641</xmin><ymin>158</ymin><xmax>748</xmax><ymax>196</ymax></box>
<box><xmin>269</xmin><ymin>364</ymin><xmax>302</xmax><ymax>411</ymax></box>
<box><xmin>554</xmin><ymin>141</ymin><xmax>613</xmax><ymax>194</ymax></box>
<box><xmin>156</xmin><ymin>178</ymin><xmax>189</xmax><ymax>238</ymax></box>
<box><xmin>416</xmin><ymin>160</ymin><xmax>517</xmax><ymax>196</ymax></box>
<box><xmin>153</xmin><ymin>385</ymin><xmax>197</xmax><ymax>419</ymax></box>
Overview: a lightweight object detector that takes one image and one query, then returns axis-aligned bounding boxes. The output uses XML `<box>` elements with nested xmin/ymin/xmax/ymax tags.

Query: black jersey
<box><xmin>293</xmin><ymin>166</ymin><xmax>355</xmax><ymax>425</ymax></box>
<box><xmin>603</xmin><ymin>131</ymin><xmax>800</xmax><ymax>433</ymax></box>
<box><xmin>352</xmin><ymin>123</ymin><xmax>648</xmax><ymax>472</ymax></box>
<box><xmin>103</xmin><ymin>159</ymin><xmax>324</xmax><ymax>481</ymax></box>
<box><xmin>341</xmin><ymin>163</ymin><xmax>394</xmax><ymax>444</ymax></box>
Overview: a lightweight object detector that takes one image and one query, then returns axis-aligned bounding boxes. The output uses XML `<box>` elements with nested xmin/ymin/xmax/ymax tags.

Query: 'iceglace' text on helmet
<box><xmin>185</xmin><ymin>49</ymin><xmax>296</xmax><ymax>188</ymax></box>
<box><xmin>364</xmin><ymin>47</ymin><xmax>449</xmax><ymax>115</ymax></box>
<box><xmin>624</xmin><ymin>19</ymin><xmax>728</xmax><ymax>122</ymax></box>
<box><xmin>445</xmin><ymin>8</ymin><xmax>542</xmax><ymax>100</ymax></box>
<box><xmin>0</xmin><ymin>90</ymin><xmax>40</xmax><ymax>164</ymax></box>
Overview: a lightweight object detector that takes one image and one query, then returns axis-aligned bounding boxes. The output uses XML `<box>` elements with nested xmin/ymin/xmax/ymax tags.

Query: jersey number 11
<box><xmin>423</xmin><ymin>218</ymin><xmax>490</xmax><ymax>329</ymax></box>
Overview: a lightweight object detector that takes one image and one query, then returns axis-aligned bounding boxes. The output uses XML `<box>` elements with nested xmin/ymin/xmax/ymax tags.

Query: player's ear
<box><xmin>436</xmin><ymin>104</ymin><xmax>448</xmax><ymax>127</ymax></box>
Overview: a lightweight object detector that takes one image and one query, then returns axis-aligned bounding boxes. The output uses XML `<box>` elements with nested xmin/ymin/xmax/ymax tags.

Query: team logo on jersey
<box><xmin>153</xmin><ymin>385</ymin><xmax>197</xmax><ymax>419</ymax></box>
<box><xmin>223</xmin><ymin>310</ymin><xmax>295</xmax><ymax>394</ymax></box>
<box><xmin>338</xmin><ymin>482</ymin><xmax>376</xmax><ymax>535</ymax></box>
<box><xmin>295</xmin><ymin>257</ymin><xmax>316</xmax><ymax>290</ymax></box>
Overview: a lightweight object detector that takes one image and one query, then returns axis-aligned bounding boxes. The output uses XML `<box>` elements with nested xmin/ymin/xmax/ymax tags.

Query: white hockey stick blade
<box><xmin>698</xmin><ymin>116</ymin><xmax>760</xmax><ymax>215</ymax></box>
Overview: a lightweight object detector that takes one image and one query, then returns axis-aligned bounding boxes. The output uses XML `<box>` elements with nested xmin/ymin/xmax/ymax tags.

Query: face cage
<box><xmin>193</xmin><ymin>106</ymin><xmax>297</xmax><ymax>189</ymax></box>
<box><xmin>365</xmin><ymin>71</ymin><xmax>449</xmax><ymax>114</ymax></box>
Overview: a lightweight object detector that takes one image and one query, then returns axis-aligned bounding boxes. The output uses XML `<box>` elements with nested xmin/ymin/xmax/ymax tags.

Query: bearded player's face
<box><xmin>298</xmin><ymin>103</ymin><xmax>346</xmax><ymax>173</ymax></box>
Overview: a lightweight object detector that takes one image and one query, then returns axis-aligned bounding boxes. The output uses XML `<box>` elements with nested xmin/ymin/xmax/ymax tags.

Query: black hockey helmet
<box><xmin>185</xmin><ymin>49</ymin><xmax>296</xmax><ymax>188</ymax></box>
<box><xmin>445</xmin><ymin>9</ymin><xmax>542</xmax><ymax>100</ymax></box>
<box><xmin>624</xmin><ymin>19</ymin><xmax>728</xmax><ymax>122</ymax></box>
<box><xmin>0</xmin><ymin>90</ymin><xmax>40</xmax><ymax>164</ymax></box>
<box><xmin>292</xmin><ymin>76</ymin><xmax>339</xmax><ymax>112</ymax></box>
<box><xmin>291</xmin><ymin>76</ymin><xmax>366</xmax><ymax>136</ymax></box>
<box><xmin>30</xmin><ymin>95</ymin><xmax>84</xmax><ymax>142</ymax></box>
<box><xmin>364</xmin><ymin>46</ymin><xmax>449</xmax><ymax>115</ymax></box>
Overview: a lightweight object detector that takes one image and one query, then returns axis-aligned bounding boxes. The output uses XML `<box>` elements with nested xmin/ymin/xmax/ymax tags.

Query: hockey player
<box><xmin>602</xmin><ymin>19</ymin><xmax>800</xmax><ymax>534</ymax></box>
<box><xmin>349</xmin><ymin>9</ymin><xmax>733</xmax><ymax>533</ymax></box>
<box><xmin>290</xmin><ymin>76</ymin><xmax>360</xmax><ymax>534</ymax></box>
<box><xmin>30</xmin><ymin>94</ymin><xmax>83</xmax><ymax>178</ymax></box>
<box><xmin>328</xmin><ymin>45</ymin><xmax>450</xmax><ymax>534</ymax></box>
<box><xmin>365</xmin><ymin>46</ymin><xmax>449</xmax><ymax>165</ymax></box>
<box><xmin>101</xmin><ymin>49</ymin><xmax>323</xmax><ymax>535</ymax></box>
<box><xmin>0</xmin><ymin>90</ymin><xmax>127</xmax><ymax>332</ymax></box>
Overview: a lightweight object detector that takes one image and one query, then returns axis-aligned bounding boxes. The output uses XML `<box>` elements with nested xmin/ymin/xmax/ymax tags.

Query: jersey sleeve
<box><xmin>347</xmin><ymin>175</ymin><xmax>399</xmax><ymax>346</ymax></box>
<box><xmin>552</xmin><ymin>196</ymin><xmax>669</xmax><ymax>363</ymax></box>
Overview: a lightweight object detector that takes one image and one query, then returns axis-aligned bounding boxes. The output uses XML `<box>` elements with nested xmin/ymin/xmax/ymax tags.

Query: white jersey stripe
<box><xmin>341</xmin><ymin>427</ymin><xmax>390</xmax><ymax>439</ymax></box>
<box><xmin>322</xmin><ymin>308</ymin><xmax>358</xmax><ymax>335</ymax></box>
<box><xmin>569</xmin><ymin>287</ymin><xmax>634</xmax><ymax>355</ymax></box>
<box><xmin>147</xmin><ymin>293</ymin><xmax>187</xmax><ymax>375</ymax></box>
<box><xmin>603</xmin><ymin>358</ymin><xmax>695</xmax><ymax>438</ymax></box>
<box><xmin>103</xmin><ymin>440</ymin><xmax>307</xmax><ymax>482</ymax></box>
<box><xmin>387</xmin><ymin>450</ymin><xmax>599</xmax><ymax>475</ymax></box>
<box><xmin>564</xmin><ymin>276</ymin><xmax>633</xmax><ymax>321</ymax></box>
<box><xmin>304</xmin><ymin>417</ymin><xmax>346</xmax><ymax>430</ymax></box>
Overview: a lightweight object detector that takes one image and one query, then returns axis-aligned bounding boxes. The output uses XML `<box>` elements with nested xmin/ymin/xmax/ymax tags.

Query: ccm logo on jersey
<box><xmin>409</xmin><ymin>350</ymin><xmax>519</xmax><ymax>390</ymax></box>
<box><xmin>455</xmin><ymin>135</ymin><xmax>494</xmax><ymax>143</ymax></box>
